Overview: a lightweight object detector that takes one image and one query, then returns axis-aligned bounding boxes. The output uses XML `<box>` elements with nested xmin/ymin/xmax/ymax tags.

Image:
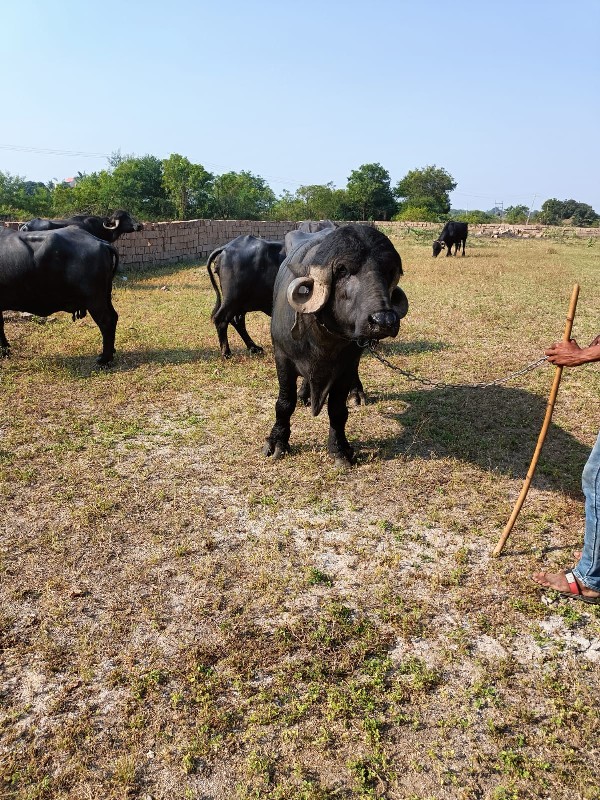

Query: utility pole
<box><xmin>526</xmin><ymin>194</ymin><xmax>537</xmax><ymax>224</ymax></box>
<box><xmin>494</xmin><ymin>201</ymin><xmax>504</xmax><ymax>220</ymax></box>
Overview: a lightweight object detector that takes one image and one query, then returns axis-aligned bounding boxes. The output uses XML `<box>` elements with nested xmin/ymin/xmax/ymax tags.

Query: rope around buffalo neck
<box><xmin>366</xmin><ymin>343</ymin><xmax>549</xmax><ymax>389</ymax></box>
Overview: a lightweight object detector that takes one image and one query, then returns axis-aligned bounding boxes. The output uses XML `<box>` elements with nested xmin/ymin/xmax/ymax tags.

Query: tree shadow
<box><xmin>363</xmin><ymin>385</ymin><xmax>588</xmax><ymax>496</ymax></box>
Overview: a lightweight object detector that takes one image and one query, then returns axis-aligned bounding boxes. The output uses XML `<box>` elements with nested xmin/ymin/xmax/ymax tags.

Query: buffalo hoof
<box><xmin>348</xmin><ymin>389</ymin><xmax>367</xmax><ymax>406</ymax></box>
<box><xmin>330</xmin><ymin>443</ymin><xmax>355</xmax><ymax>468</ymax></box>
<box><xmin>263</xmin><ymin>440</ymin><xmax>288</xmax><ymax>460</ymax></box>
<box><xmin>96</xmin><ymin>355</ymin><xmax>114</xmax><ymax>367</ymax></box>
<box><xmin>333</xmin><ymin>453</ymin><xmax>353</xmax><ymax>469</ymax></box>
<box><xmin>249</xmin><ymin>346</ymin><xmax>264</xmax><ymax>356</ymax></box>
<box><xmin>222</xmin><ymin>352</ymin><xmax>232</xmax><ymax>359</ymax></box>
<box><xmin>1</xmin><ymin>347</ymin><xmax>10</xmax><ymax>359</ymax></box>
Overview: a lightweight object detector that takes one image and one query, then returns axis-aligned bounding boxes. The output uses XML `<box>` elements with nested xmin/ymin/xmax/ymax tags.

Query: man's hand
<box><xmin>545</xmin><ymin>337</ymin><xmax>600</xmax><ymax>366</ymax></box>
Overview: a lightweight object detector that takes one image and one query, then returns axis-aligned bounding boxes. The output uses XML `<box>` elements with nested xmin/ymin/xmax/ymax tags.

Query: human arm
<box><xmin>545</xmin><ymin>336</ymin><xmax>600</xmax><ymax>366</ymax></box>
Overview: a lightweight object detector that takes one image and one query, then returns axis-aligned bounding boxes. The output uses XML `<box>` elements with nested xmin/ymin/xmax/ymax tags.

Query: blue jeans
<box><xmin>573</xmin><ymin>430</ymin><xmax>600</xmax><ymax>591</ymax></box>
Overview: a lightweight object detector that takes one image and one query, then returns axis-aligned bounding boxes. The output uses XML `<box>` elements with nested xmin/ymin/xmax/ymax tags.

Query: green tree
<box><xmin>270</xmin><ymin>190</ymin><xmax>306</xmax><ymax>221</ymax></box>
<box><xmin>270</xmin><ymin>182</ymin><xmax>348</xmax><ymax>221</ymax></box>
<box><xmin>504</xmin><ymin>205</ymin><xmax>529</xmax><ymax>224</ymax></box>
<box><xmin>51</xmin><ymin>156</ymin><xmax>172</xmax><ymax>220</ymax></box>
<box><xmin>345</xmin><ymin>163</ymin><xmax>397</xmax><ymax>220</ymax></box>
<box><xmin>393</xmin><ymin>205</ymin><xmax>439</xmax><ymax>222</ymax></box>
<box><xmin>571</xmin><ymin>203</ymin><xmax>599</xmax><ymax>227</ymax></box>
<box><xmin>110</xmin><ymin>155</ymin><xmax>172</xmax><ymax>220</ymax></box>
<box><xmin>539</xmin><ymin>198</ymin><xmax>599</xmax><ymax>226</ymax></box>
<box><xmin>162</xmin><ymin>153</ymin><xmax>214</xmax><ymax>219</ymax></box>
<box><xmin>394</xmin><ymin>165</ymin><xmax>456</xmax><ymax>218</ymax></box>
<box><xmin>451</xmin><ymin>209</ymin><xmax>495</xmax><ymax>224</ymax></box>
<box><xmin>211</xmin><ymin>171</ymin><xmax>275</xmax><ymax>219</ymax></box>
<box><xmin>538</xmin><ymin>198</ymin><xmax>564</xmax><ymax>225</ymax></box>
<box><xmin>0</xmin><ymin>172</ymin><xmax>53</xmax><ymax>218</ymax></box>
<box><xmin>52</xmin><ymin>170</ymin><xmax>114</xmax><ymax>216</ymax></box>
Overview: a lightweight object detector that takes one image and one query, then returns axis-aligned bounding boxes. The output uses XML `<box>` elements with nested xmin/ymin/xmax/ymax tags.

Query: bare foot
<box><xmin>532</xmin><ymin>569</ymin><xmax>600</xmax><ymax>600</ymax></box>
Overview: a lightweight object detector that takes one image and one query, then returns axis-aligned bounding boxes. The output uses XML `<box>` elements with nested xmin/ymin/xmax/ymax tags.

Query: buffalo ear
<box><xmin>286</xmin><ymin>264</ymin><xmax>331</xmax><ymax>314</ymax></box>
<box><xmin>391</xmin><ymin>287</ymin><xmax>409</xmax><ymax>320</ymax></box>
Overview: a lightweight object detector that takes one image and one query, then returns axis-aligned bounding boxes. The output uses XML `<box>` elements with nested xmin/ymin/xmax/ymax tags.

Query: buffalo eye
<box><xmin>335</xmin><ymin>264</ymin><xmax>349</xmax><ymax>278</ymax></box>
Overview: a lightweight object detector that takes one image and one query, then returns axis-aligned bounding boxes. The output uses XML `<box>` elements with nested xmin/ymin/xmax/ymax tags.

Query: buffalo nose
<box><xmin>369</xmin><ymin>310</ymin><xmax>399</xmax><ymax>329</ymax></box>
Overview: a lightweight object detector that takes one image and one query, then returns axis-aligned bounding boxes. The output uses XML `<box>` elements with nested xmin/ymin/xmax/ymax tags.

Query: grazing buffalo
<box><xmin>432</xmin><ymin>221</ymin><xmax>468</xmax><ymax>257</ymax></box>
<box><xmin>0</xmin><ymin>226</ymin><xmax>119</xmax><ymax>364</ymax></box>
<box><xmin>20</xmin><ymin>209</ymin><xmax>143</xmax><ymax>243</ymax></box>
<box><xmin>296</xmin><ymin>219</ymin><xmax>337</xmax><ymax>233</ymax></box>
<box><xmin>263</xmin><ymin>224</ymin><xmax>408</xmax><ymax>467</ymax></box>
<box><xmin>206</xmin><ymin>235</ymin><xmax>286</xmax><ymax>357</ymax></box>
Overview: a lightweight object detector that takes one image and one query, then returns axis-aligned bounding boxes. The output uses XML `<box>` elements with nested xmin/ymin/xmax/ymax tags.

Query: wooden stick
<box><xmin>492</xmin><ymin>283</ymin><xmax>580</xmax><ymax>557</ymax></box>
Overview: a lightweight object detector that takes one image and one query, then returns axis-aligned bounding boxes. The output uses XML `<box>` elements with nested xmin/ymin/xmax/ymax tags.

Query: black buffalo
<box><xmin>20</xmin><ymin>209</ymin><xmax>143</xmax><ymax>243</ymax></box>
<box><xmin>284</xmin><ymin>226</ymin><xmax>369</xmax><ymax>405</ymax></box>
<box><xmin>264</xmin><ymin>224</ymin><xmax>408</xmax><ymax>467</ymax></box>
<box><xmin>0</xmin><ymin>226</ymin><xmax>119</xmax><ymax>364</ymax></box>
<box><xmin>432</xmin><ymin>221</ymin><xmax>468</xmax><ymax>257</ymax></box>
<box><xmin>206</xmin><ymin>235</ymin><xmax>286</xmax><ymax>357</ymax></box>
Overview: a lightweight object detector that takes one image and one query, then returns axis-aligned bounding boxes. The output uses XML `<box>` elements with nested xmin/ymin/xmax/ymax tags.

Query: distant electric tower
<box><xmin>494</xmin><ymin>201</ymin><xmax>504</xmax><ymax>220</ymax></box>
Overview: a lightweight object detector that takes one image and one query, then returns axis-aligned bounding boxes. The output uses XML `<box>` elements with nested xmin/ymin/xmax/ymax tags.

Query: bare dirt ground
<box><xmin>1</xmin><ymin>233</ymin><xmax>599</xmax><ymax>799</ymax></box>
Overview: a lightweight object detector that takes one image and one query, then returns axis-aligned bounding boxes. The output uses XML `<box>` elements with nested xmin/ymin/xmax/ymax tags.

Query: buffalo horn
<box><xmin>286</xmin><ymin>264</ymin><xmax>331</xmax><ymax>314</ymax></box>
<box><xmin>103</xmin><ymin>218</ymin><xmax>120</xmax><ymax>230</ymax></box>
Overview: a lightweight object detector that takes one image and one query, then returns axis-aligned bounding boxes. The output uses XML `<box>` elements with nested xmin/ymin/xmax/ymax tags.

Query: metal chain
<box><xmin>367</xmin><ymin>343</ymin><xmax>549</xmax><ymax>389</ymax></box>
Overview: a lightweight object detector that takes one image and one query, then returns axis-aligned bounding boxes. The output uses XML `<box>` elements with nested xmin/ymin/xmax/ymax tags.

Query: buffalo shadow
<box><xmin>364</xmin><ymin>384</ymin><xmax>589</xmax><ymax>497</ymax></box>
<box><xmin>376</xmin><ymin>339</ymin><xmax>449</xmax><ymax>356</ymax></box>
<box><xmin>35</xmin><ymin>346</ymin><xmax>216</xmax><ymax>376</ymax></box>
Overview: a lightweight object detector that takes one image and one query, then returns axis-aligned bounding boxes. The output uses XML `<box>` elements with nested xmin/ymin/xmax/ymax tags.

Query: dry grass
<box><xmin>1</xmin><ymin>233</ymin><xmax>600</xmax><ymax>800</ymax></box>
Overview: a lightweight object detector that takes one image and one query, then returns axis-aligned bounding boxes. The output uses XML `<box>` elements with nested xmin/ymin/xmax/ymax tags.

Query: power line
<box><xmin>0</xmin><ymin>143</ymin><xmax>110</xmax><ymax>158</ymax></box>
<box><xmin>0</xmin><ymin>143</ymin><xmax>305</xmax><ymax>188</ymax></box>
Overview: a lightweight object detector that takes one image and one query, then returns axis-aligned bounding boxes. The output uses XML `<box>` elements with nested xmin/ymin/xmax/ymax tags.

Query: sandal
<box><xmin>559</xmin><ymin>571</ymin><xmax>600</xmax><ymax>605</ymax></box>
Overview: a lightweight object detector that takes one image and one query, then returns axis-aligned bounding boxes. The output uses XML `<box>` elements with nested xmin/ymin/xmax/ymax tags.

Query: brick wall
<box><xmin>373</xmin><ymin>221</ymin><xmax>600</xmax><ymax>239</ymax></box>
<box><xmin>115</xmin><ymin>220</ymin><xmax>600</xmax><ymax>269</ymax></box>
<box><xmin>3</xmin><ymin>219</ymin><xmax>599</xmax><ymax>272</ymax></box>
<box><xmin>115</xmin><ymin>219</ymin><xmax>297</xmax><ymax>270</ymax></box>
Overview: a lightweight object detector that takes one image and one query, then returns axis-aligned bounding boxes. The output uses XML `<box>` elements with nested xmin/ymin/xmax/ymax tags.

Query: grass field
<box><xmin>1</xmin><ymin>232</ymin><xmax>599</xmax><ymax>800</ymax></box>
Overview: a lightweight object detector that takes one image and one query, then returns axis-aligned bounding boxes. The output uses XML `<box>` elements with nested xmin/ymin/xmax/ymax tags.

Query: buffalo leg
<box><xmin>212</xmin><ymin>305</ymin><xmax>233</xmax><ymax>358</ymax></box>
<box><xmin>446</xmin><ymin>244</ymin><xmax>452</xmax><ymax>257</ymax></box>
<box><xmin>264</xmin><ymin>357</ymin><xmax>297</xmax><ymax>459</ymax></box>
<box><xmin>88</xmin><ymin>302</ymin><xmax>118</xmax><ymax>365</ymax></box>
<box><xmin>461</xmin><ymin>239</ymin><xmax>466</xmax><ymax>256</ymax></box>
<box><xmin>0</xmin><ymin>312</ymin><xmax>9</xmax><ymax>357</ymax></box>
<box><xmin>231</xmin><ymin>314</ymin><xmax>264</xmax><ymax>355</ymax></box>
<box><xmin>327</xmin><ymin>380</ymin><xmax>354</xmax><ymax>467</ymax></box>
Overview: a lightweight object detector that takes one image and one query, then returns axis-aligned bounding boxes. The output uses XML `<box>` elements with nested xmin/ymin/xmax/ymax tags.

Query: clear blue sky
<box><xmin>2</xmin><ymin>0</ymin><xmax>599</xmax><ymax>212</ymax></box>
